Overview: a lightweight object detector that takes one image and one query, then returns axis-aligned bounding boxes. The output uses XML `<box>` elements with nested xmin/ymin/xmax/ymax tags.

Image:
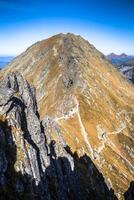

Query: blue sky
<box><xmin>0</xmin><ymin>0</ymin><xmax>134</xmax><ymax>55</ymax></box>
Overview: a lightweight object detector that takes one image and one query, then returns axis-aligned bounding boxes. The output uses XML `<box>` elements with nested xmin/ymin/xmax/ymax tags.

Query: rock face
<box><xmin>0</xmin><ymin>72</ymin><xmax>118</xmax><ymax>200</ymax></box>
<box><xmin>0</xmin><ymin>33</ymin><xmax>134</xmax><ymax>199</ymax></box>
<box><xmin>106</xmin><ymin>53</ymin><xmax>134</xmax><ymax>83</ymax></box>
<box><xmin>118</xmin><ymin>61</ymin><xmax>134</xmax><ymax>83</ymax></box>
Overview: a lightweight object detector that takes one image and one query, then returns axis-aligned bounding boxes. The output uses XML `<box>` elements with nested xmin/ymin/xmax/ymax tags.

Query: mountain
<box><xmin>118</xmin><ymin>60</ymin><xmax>134</xmax><ymax>83</ymax></box>
<box><xmin>107</xmin><ymin>53</ymin><xmax>134</xmax><ymax>83</ymax></box>
<box><xmin>0</xmin><ymin>33</ymin><xmax>134</xmax><ymax>199</ymax></box>
<box><xmin>107</xmin><ymin>53</ymin><xmax>134</xmax><ymax>65</ymax></box>
<box><xmin>0</xmin><ymin>56</ymin><xmax>14</xmax><ymax>68</ymax></box>
<box><xmin>0</xmin><ymin>72</ymin><xmax>117</xmax><ymax>200</ymax></box>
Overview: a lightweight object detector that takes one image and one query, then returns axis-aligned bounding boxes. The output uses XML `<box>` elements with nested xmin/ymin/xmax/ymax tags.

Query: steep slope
<box><xmin>0</xmin><ymin>33</ymin><xmax>134</xmax><ymax>199</ymax></box>
<box><xmin>0</xmin><ymin>72</ymin><xmax>117</xmax><ymax>200</ymax></box>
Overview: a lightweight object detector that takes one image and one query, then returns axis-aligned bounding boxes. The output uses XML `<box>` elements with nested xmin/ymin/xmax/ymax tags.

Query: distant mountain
<box><xmin>118</xmin><ymin>60</ymin><xmax>134</xmax><ymax>83</ymax></box>
<box><xmin>107</xmin><ymin>53</ymin><xmax>134</xmax><ymax>83</ymax></box>
<box><xmin>0</xmin><ymin>56</ymin><xmax>14</xmax><ymax>68</ymax></box>
<box><xmin>107</xmin><ymin>53</ymin><xmax>134</xmax><ymax>65</ymax></box>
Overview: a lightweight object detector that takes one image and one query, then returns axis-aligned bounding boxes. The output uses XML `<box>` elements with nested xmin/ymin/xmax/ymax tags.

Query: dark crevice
<box><xmin>6</xmin><ymin>97</ymin><xmax>44</xmax><ymax>179</ymax></box>
<box><xmin>124</xmin><ymin>181</ymin><xmax>134</xmax><ymax>200</ymax></box>
<box><xmin>0</xmin><ymin>119</ymin><xmax>119</xmax><ymax>200</ymax></box>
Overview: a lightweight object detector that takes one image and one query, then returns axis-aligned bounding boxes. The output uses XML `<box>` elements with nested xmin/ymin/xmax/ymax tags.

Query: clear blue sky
<box><xmin>0</xmin><ymin>0</ymin><xmax>134</xmax><ymax>55</ymax></box>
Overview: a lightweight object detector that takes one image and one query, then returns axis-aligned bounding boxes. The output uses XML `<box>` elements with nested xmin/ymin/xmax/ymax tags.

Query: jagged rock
<box><xmin>96</xmin><ymin>124</ymin><xmax>106</xmax><ymax>140</ymax></box>
<box><xmin>0</xmin><ymin>88</ymin><xmax>15</xmax><ymax>106</ymax></box>
<box><xmin>0</xmin><ymin>34</ymin><xmax>134</xmax><ymax>199</ymax></box>
<box><xmin>0</xmin><ymin>73</ymin><xmax>118</xmax><ymax>200</ymax></box>
<box><xmin>0</xmin><ymin>127</ymin><xmax>7</xmax><ymax>186</ymax></box>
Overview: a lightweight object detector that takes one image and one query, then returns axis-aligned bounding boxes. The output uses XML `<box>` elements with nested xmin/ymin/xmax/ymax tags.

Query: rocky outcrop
<box><xmin>0</xmin><ymin>72</ymin><xmax>117</xmax><ymax>200</ymax></box>
<box><xmin>0</xmin><ymin>34</ymin><xmax>134</xmax><ymax>199</ymax></box>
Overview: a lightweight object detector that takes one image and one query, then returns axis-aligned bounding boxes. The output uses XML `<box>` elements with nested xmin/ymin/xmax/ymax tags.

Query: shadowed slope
<box><xmin>0</xmin><ymin>120</ymin><xmax>118</xmax><ymax>200</ymax></box>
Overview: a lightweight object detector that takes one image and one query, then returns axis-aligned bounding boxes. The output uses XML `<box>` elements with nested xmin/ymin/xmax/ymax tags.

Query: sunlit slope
<box><xmin>1</xmin><ymin>33</ymin><xmax>134</xmax><ymax>199</ymax></box>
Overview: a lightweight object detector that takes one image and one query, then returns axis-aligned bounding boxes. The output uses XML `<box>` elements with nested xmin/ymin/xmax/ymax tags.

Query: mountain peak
<box><xmin>107</xmin><ymin>52</ymin><xmax>128</xmax><ymax>59</ymax></box>
<box><xmin>0</xmin><ymin>34</ymin><xmax>134</xmax><ymax>199</ymax></box>
<box><xmin>120</xmin><ymin>53</ymin><xmax>128</xmax><ymax>57</ymax></box>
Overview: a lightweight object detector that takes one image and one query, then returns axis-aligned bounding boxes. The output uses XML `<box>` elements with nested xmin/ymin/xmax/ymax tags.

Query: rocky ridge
<box><xmin>0</xmin><ymin>33</ymin><xmax>134</xmax><ymax>199</ymax></box>
<box><xmin>0</xmin><ymin>72</ymin><xmax>118</xmax><ymax>200</ymax></box>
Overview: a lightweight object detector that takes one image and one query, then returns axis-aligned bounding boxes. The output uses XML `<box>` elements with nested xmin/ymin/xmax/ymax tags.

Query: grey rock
<box><xmin>0</xmin><ymin>87</ymin><xmax>15</xmax><ymax>106</ymax></box>
<box><xmin>0</xmin><ymin>72</ymin><xmax>118</xmax><ymax>200</ymax></box>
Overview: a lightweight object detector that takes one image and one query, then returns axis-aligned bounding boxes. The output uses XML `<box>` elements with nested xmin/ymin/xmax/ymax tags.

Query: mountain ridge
<box><xmin>106</xmin><ymin>53</ymin><xmax>134</xmax><ymax>83</ymax></box>
<box><xmin>0</xmin><ymin>33</ymin><xmax>134</xmax><ymax>199</ymax></box>
<box><xmin>106</xmin><ymin>53</ymin><xmax>134</xmax><ymax>65</ymax></box>
<box><xmin>0</xmin><ymin>72</ymin><xmax>120</xmax><ymax>199</ymax></box>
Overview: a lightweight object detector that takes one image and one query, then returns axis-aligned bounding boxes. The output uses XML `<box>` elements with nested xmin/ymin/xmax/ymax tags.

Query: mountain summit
<box><xmin>0</xmin><ymin>33</ymin><xmax>134</xmax><ymax>199</ymax></box>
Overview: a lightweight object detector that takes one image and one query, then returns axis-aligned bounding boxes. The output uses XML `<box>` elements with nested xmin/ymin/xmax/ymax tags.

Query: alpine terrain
<box><xmin>0</xmin><ymin>33</ymin><xmax>134</xmax><ymax>200</ymax></box>
<box><xmin>107</xmin><ymin>53</ymin><xmax>134</xmax><ymax>83</ymax></box>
